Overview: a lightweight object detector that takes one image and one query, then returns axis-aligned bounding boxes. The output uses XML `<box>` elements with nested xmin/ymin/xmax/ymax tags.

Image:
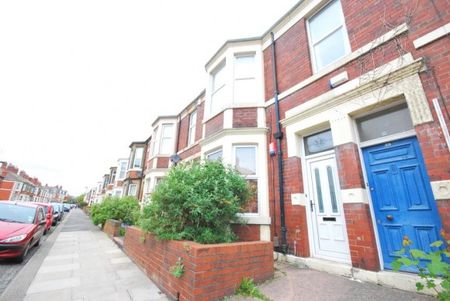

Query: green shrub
<box><xmin>139</xmin><ymin>160</ymin><xmax>251</xmax><ymax>244</ymax></box>
<box><xmin>90</xmin><ymin>196</ymin><xmax>140</xmax><ymax>226</ymax></box>
<box><xmin>235</xmin><ymin>278</ymin><xmax>271</xmax><ymax>301</ymax></box>
<box><xmin>392</xmin><ymin>232</ymin><xmax>449</xmax><ymax>301</ymax></box>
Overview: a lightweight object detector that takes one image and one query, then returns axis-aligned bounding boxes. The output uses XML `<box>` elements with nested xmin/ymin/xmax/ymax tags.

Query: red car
<box><xmin>0</xmin><ymin>202</ymin><xmax>46</xmax><ymax>262</ymax></box>
<box><xmin>32</xmin><ymin>202</ymin><xmax>54</xmax><ymax>234</ymax></box>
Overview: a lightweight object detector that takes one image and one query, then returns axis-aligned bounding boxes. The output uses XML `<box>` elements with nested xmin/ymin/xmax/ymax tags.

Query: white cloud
<box><xmin>0</xmin><ymin>0</ymin><xmax>298</xmax><ymax>195</ymax></box>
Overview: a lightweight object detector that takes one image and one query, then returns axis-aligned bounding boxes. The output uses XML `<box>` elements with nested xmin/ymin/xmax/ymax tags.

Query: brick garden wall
<box><xmin>103</xmin><ymin>219</ymin><xmax>121</xmax><ymax>238</ymax></box>
<box><xmin>123</xmin><ymin>226</ymin><xmax>274</xmax><ymax>301</ymax></box>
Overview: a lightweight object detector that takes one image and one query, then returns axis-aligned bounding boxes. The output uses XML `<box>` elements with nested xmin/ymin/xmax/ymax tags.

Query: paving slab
<box><xmin>20</xmin><ymin>209</ymin><xmax>168</xmax><ymax>301</ymax></box>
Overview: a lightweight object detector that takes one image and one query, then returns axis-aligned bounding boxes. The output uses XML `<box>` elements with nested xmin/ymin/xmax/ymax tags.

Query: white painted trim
<box><xmin>340</xmin><ymin>188</ymin><xmax>369</xmax><ymax>204</ymax></box>
<box><xmin>223</xmin><ymin>108</ymin><xmax>233</xmax><ymax>129</ymax></box>
<box><xmin>413</xmin><ymin>22</ymin><xmax>450</xmax><ymax>49</ymax></box>
<box><xmin>260</xmin><ymin>225</ymin><xmax>271</xmax><ymax>241</ymax></box>
<box><xmin>265</xmin><ymin>23</ymin><xmax>408</xmax><ymax>106</ymax></box>
<box><xmin>431</xmin><ymin>180</ymin><xmax>450</xmax><ymax>200</ymax></box>
<box><xmin>236</xmin><ymin>214</ymin><xmax>271</xmax><ymax>225</ymax></box>
<box><xmin>275</xmin><ymin>254</ymin><xmax>438</xmax><ymax>296</ymax></box>
<box><xmin>432</xmin><ymin>98</ymin><xmax>450</xmax><ymax>153</ymax></box>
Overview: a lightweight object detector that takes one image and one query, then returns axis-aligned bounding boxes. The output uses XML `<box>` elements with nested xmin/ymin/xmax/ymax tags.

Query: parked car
<box><xmin>51</xmin><ymin>203</ymin><xmax>63</xmax><ymax>222</ymax></box>
<box><xmin>32</xmin><ymin>202</ymin><xmax>53</xmax><ymax>234</ymax></box>
<box><xmin>0</xmin><ymin>202</ymin><xmax>46</xmax><ymax>262</ymax></box>
<box><xmin>63</xmin><ymin>204</ymin><xmax>71</xmax><ymax>212</ymax></box>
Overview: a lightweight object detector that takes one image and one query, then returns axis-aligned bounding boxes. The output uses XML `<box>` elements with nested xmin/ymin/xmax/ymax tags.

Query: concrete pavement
<box><xmin>229</xmin><ymin>261</ymin><xmax>434</xmax><ymax>301</ymax></box>
<box><xmin>2</xmin><ymin>209</ymin><xmax>167</xmax><ymax>301</ymax></box>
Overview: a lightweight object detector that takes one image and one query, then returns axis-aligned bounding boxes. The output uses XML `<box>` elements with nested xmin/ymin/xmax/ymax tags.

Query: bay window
<box><xmin>159</xmin><ymin>124</ymin><xmax>174</xmax><ymax>155</ymax></box>
<box><xmin>234</xmin><ymin>53</ymin><xmax>256</xmax><ymax>104</ymax></box>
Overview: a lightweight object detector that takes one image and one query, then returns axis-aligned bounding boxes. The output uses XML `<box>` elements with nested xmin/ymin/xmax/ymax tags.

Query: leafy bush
<box><xmin>392</xmin><ymin>232</ymin><xmax>449</xmax><ymax>301</ymax></box>
<box><xmin>139</xmin><ymin>160</ymin><xmax>251</xmax><ymax>244</ymax></box>
<box><xmin>90</xmin><ymin>196</ymin><xmax>140</xmax><ymax>226</ymax></box>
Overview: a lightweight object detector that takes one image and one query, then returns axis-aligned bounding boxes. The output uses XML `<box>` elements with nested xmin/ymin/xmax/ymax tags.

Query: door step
<box><xmin>275</xmin><ymin>252</ymin><xmax>439</xmax><ymax>296</ymax></box>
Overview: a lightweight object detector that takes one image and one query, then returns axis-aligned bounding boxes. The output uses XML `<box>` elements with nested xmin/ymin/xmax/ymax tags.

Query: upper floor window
<box><xmin>118</xmin><ymin>161</ymin><xmax>127</xmax><ymax>179</ymax></box>
<box><xmin>159</xmin><ymin>124</ymin><xmax>174</xmax><ymax>155</ymax></box>
<box><xmin>188</xmin><ymin>110</ymin><xmax>197</xmax><ymax>146</ymax></box>
<box><xmin>234</xmin><ymin>54</ymin><xmax>256</xmax><ymax>104</ymax></box>
<box><xmin>308</xmin><ymin>0</ymin><xmax>350</xmax><ymax>71</ymax></box>
<box><xmin>132</xmin><ymin>147</ymin><xmax>144</xmax><ymax>169</ymax></box>
<box><xmin>210</xmin><ymin>62</ymin><xmax>226</xmax><ymax>115</ymax></box>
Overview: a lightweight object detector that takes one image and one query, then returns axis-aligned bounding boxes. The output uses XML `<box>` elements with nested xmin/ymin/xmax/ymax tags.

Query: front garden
<box><xmin>88</xmin><ymin>160</ymin><xmax>274</xmax><ymax>301</ymax></box>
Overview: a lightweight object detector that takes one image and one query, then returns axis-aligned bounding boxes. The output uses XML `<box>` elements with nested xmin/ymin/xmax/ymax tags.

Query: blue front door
<box><xmin>362</xmin><ymin>137</ymin><xmax>442</xmax><ymax>270</ymax></box>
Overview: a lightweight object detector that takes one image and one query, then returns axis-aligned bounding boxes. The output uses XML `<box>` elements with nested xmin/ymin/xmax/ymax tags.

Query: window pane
<box><xmin>313</xmin><ymin>28</ymin><xmax>347</xmax><ymax>70</ymax></box>
<box><xmin>357</xmin><ymin>103</ymin><xmax>413</xmax><ymax>142</ymax></box>
<box><xmin>211</xmin><ymin>86</ymin><xmax>227</xmax><ymax>114</ymax></box>
<box><xmin>235</xmin><ymin>147</ymin><xmax>256</xmax><ymax>176</ymax></box>
<box><xmin>207</xmin><ymin>149</ymin><xmax>222</xmax><ymax>161</ymax></box>
<box><xmin>234</xmin><ymin>78</ymin><xmax>256</xmax><ymax>104</ymax></box>
<box><xmin>159</xmin><ymin>124</ymin><xmax>174</xmax><ymax>154</ymax></box>
<box><xmin>242</xmin><ymin>179</ymin><xmax>258</xmax><ymax>213</ymax></box>
<box><xmin>129</xmin><ymin>184</ymin><xmax>137</xmax><ymax>196</ymax></box>
<box><xmin>305</xmin><ymin>130</ymin><xmax>333</xmax><ymax>155</ymax></box>
<box><xmin>235</xmin><ymin>55</ymin><xmax>255</xmax><ymax>79</ymax></box>
<box><xmin>314</xmin><ymin>168</ymin><xmax>324</xmax><ymax>213</ymax></box>
<box><xmin>134</xmin><ymin>148</ymin><xmax>143</xmax><ymax>168</ymax></box>
<box><xmin>327</xmin><ymin>166</ymin><xmax>338</xmax><ymax>213</ymax></box>
<box><xmin>213</xmin><ymin>64</ymin><xmax>226</xmax><ymax>92</ymax></box>
<box><xmin>188</xmin><ymin>111</ymin><xmax>197</xmax><ymax>145</ymax></box>
<box><xmin>309</xmin><ymin>0</ymin><xmax>343</xmax><ymax>44</ymax></box>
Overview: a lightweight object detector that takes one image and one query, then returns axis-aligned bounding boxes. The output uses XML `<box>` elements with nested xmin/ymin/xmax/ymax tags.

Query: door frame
<box><xmin>302</xmin><ymin>148</ymin><xmax>351</xmax><ymax>263</ymax></box>
<box><xmin>354</xmin><ymin>116</ymin><xmax>419</xmax><ymax>270</ymax></box>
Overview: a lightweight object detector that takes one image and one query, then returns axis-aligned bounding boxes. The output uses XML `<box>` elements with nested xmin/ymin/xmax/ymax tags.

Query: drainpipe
<box><xmin>270</xmin><ymin>32</ymin><xmax>288</xmax><ymax>254</ymax></box>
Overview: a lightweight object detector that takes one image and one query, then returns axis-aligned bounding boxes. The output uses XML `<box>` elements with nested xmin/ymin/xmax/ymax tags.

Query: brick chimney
<box><xmin>7</xmin><ymin>164</ymin><xmax>18</xmax><ymax>174</ymax></box>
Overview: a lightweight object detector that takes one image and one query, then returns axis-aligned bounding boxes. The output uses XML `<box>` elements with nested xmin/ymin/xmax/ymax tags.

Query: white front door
<box><xmin>306</xmin><ymin>153</ymin><xmax>350</xmax><ymax>263</ymax></box>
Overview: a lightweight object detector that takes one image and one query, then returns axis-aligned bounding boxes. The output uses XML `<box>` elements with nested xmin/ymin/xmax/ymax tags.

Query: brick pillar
<box><xmin>335</xmin><ymin>143</ymin><xmax>380</xmax><ymax>271</ymax></box>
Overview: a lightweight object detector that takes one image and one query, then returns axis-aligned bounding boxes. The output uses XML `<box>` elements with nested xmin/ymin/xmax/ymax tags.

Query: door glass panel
<box><xmin>357</xmin><ymin>103</ymin><xmax>413</xmax><ymax>142</ymax></box>
<box><xmin>305</xmin><ymin>130</ymin><xmax>333</xmax><ymax>155</ymax></box>
<box><xmin>314</xmin><ymin>168</ymin><xmax>324</xmax><ymax>213</ymax></box>
<box><xmin>327</xmin><ymin>166</ymin><xmax>338</xmax><ymax>213</ymax></box>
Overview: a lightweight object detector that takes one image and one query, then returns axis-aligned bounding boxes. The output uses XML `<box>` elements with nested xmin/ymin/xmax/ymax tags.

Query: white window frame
<box><xmin>118</xmin><ymin>161</ymin><xmax>127</xmax><ymax>179</ymax></box>
<box><xmin>210</xmin><ymin>61</ymin><xmax>227</xmax><ymax>115</ymax></box>
<box><xmin>188</xmin><ymin>110</ymin><xmax>197</xmax><ymax>146</ymax></box>
<box><xmin>133</xmin><ymin>147</ymin><xmax>144</xmax><ymax>169</ymax></box>
<box><xmin>151</xmin><ymin>126</ymin><xmax>159</xmax><ymax>156</ymax></box>
<box><xmin>233</xmin><ymin>53</ymin><xmax>257</xmax><ymax>104</ymax></box>
<box><xmin>205</xmin><ymin>148</ymin><xmax>223</xmax><ymax>161</ymax></box>
<box><xmin>159</xmin><ymin>124</ymin><xmax>174</xmax><ymax>155</ymax></box>
<box><xmin>128</xmin><ymin>184</ymin><xmax>137</xmax><ymax>197</ymax></box>
<box><xmin>307</xmin><ymin>0</ymin><xmax>351</xmax><ymax>72</ymax></box>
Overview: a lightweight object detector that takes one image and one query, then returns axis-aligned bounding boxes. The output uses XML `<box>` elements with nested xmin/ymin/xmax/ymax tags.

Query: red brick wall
<box><xmin>195</xmin><ymin>102</ymin><xmax>205</xmax><ymax>141</ymax></box>
<box><xmin>103</xmin><ymin>219</ymin><xmax>121</xmax><ymax>237</ymax></box>
<box><xmin>156</xmin><ymin>157</ymin><xmax>170</xmax><ymax>169</ymax></box>
<box><xmin>268</xmin><ymin>155</ymin><xmax>309</xmax><ymax>256</ymax></box>
<box><xmin>177</xmin><ymin>115</ymin><xmax>190</xmax><ymax>151</ymax></box>
<box><xmin>124</xmin><ymin>226</ymin><xmax>273</xmax><ymax>301</ymax></box>
<box><xmin>231</xmin><ymin>224</ymin><xmax>260</xmax><ymax>241</ymax></box>
<box><xmin>415</xmin><ymin>122</ymin><xmax>450</xmax><ymax>181</ymax></box>
<box><xmin>179</xmin><ymin>144</ymin><xmax>201</xmax><ymax>161</ymax></box>
<box><xmin>335</xmin><ymin>143</ymin><xmax>365</xmax><ymax>189</ymax></box>
<box><xmin>343</xmin><ymin>203</ymin><xmax>380</xmax><ymax>271</ymax></box>
<box><xmin>205</xmin><ymin>113</ymin><xmax>224</xmax><ymax>137</ymax></box>
<box><xmin>232</xmin><ymin>108</ymin><xmax>258</xmax><ymax>128</ymax></box>
<box><xmin>436</xmin><ymin>200</ymin><xmax>450</xmax><ymax>234</ymax></box>
<box><xmin>127</xmin><ymin>170</ymin><xmax>141</xmax><ymax>179</ymax></box>
<box><xmin>0</xmin><ymin>181</ymin><xmax>13</xmax><ymax>200</ymax></box>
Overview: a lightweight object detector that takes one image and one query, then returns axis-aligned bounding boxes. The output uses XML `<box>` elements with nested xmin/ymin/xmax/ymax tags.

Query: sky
<box><xmin>0</xmin><ymin>0</ymin><xmax>298</xmax><ymax>196</ymax></box>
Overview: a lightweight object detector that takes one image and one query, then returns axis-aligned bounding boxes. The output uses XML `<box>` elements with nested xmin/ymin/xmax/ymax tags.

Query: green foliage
<box><xmin>90</xmin><ymin>196</ymin><xmax>140</xmax><ymax>226</ymax></box>
<box><xmin>169</xmin><ymin>257</ymin><xmax>184</xmax><ymax>278</ymax></box>
<box><xmin>235</xmin><ymin>278</ymin><xmax>271</xmax><ymax>301</ymax></box>
<box><xmin>74</xmin><ymin>194</ymin><xmax>88</xmax><ymax>208</ymax></box>
<box><xmin>392</xmin><ymin>234</ymin><xmax>450</xmax><ymax>301</ymax></box>
<box><xmin>139</xmin><ymin>160</ymin><xmax>251</xmax><ymax>244</ymax></box>
<box><xmin>119</xmin><ymin>227</ymin><xmax>126</xmax><ymax>237</ymax></box>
